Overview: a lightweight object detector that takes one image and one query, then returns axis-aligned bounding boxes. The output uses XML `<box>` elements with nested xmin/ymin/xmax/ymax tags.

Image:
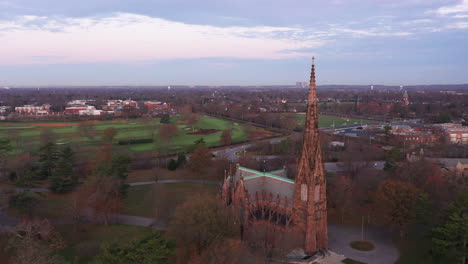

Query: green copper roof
<box><xmin>239</xmin><ymin>166</ymin><xmax>295</xmax><ymax>184</ymax></box>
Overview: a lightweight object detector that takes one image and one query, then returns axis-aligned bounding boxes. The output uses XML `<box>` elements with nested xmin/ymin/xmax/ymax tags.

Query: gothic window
<box><xmin>314</xmin><ymin>185</ymin><xmax>320</xmax><ymax>202</ymax></box>
<box><xmin>301</xmin><ymin>184</ymin><xmax>308</xmax><ymax>201</ymax></box>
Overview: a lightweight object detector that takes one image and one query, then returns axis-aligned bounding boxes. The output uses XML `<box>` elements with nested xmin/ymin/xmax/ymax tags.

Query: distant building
<box><xmin>402</xmin><ymin>90</ymin><xmax>410</xmax><ymax>107</ymax></box>
<box><xmin>389</xmin><ymin>132</ymin><xmax>438</xmax><ymax>146</ymax></box>
<box><xmin>64</xmin><ymin>106</ymin><xmax>89</xmax><ymax>115</ymax></box>
<box><xmin>0</xmin><ymin>106</ymin><xmax>11</xmax><ymax>116</ymax></box>
<box><xmin>144</xmin><ymin>101</ymin><xmax>171</xmax><ymax>113</ymax></box>
<box><xmin>123</xmin><ymin>99</ymin><xmax>138</xmax><ymax>108</ymax></box>
<box><xmin>433</xmin><ymin>158</ymin><xmax>468</xmax><ymax>177</ymax></box>
<box><xmin>15</xmin><ymin>104</ymin><xmax>51</xmax><ymax>116</ymax></box>
<box><xmin>434</xmin><ymin>123</ymin><xmax>468</xmax><ymax>144</ymax></box>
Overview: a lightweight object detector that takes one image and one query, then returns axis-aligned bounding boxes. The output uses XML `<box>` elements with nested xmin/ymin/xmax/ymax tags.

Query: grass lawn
<box><xmin>56</xmin><ymin>223</ymin><xmax>153</xmax><ymax>263</ymax></box>
<box><xmin>342</xmin><ymin>258</ymin><xmax>367</xmax><ymax>264</ymax></box>
<box><xmin>123</xmin><ymin>182</ymin><xmax>219</xmax><ymax>220</ymax></box>
<box><xmin>350</xmin><ymin>241</ymin><xmax>375</xmax><ymax>251</ymax></box>
<box><xmin>0</xmin><ymin>115</ymin><xmax>273</xmax><ymax>156</ymax></box>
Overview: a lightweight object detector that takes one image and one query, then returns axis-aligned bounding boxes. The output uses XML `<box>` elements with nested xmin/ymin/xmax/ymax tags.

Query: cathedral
<box><xmin>222</xmin><ymin>58</ymin><xmax>328</xmax><ymax>255</ymax></box>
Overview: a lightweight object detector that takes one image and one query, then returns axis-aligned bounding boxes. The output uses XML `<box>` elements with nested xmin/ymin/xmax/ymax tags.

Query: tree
<box><xmin>102</xmin><ymin>127</ymin><xmax>118</xmax><ymax>144</ymax></box>
<box><xmin>158</xmin><ymin>124</ymin><xmax>179</xmax><ymax>142</ymax></box>
<box><xmin>383</xmin><ymin>125</ymin><xmax>392</xmax><ymax>141</ymax></box>
<box><xmin>37</xmin><ymin>142</ymin><xmax>58</xmax><ymax>180</ymax></box>
<box><xmin>220</xmin><ymin>130</ymin><xmax>232</xmax><ymax>146</ymax></box>
<box><xmin>375</xmin><ymin>179</ymin><xmax>423</xmax><ymax>236</ymax></box>
<box><xmin>167</xmin><ymin>194</ymin><xmax>240</xmax><ymax>259</ymax></box>
<box><xmin>85</xmin><ymin>154</ymin><xmax>131</xmax><ymax>224</ymax></box>
<box><xmin>176</xmin><ymin>153</ymin><xmax>187</xmax><ymax>168</ymax></box>
<box><xmin>8</xmin><ymin>191</ymin><xmax>39</xmax><ymax>218</ymax></box>
<box><xmin>189</xmin><ymin>146</ymin><xmax>212</xmax><ymax>177</ymax></box>
<box><xmin>167</xmin><ymin>159</ymin><xmax>178</xmax><ymax>171</ymax></box>
<box><xmin>0</xmin><ymin>138</ymin><xmax>12</xmax><ymax>176</ymax></box>
<box><xmin>187</xmin><ymin>114</ymin><xmax>199</xmax><ymax>132</ymax></box>
<box><xmin>432</xmin><ymin>188</ymin><xmax>468</xmax><ymax>264</ymax></box>
<box><xmin>190</xmin><ymin>239</ymin><xmax>252</xmax><ymax>264</ymax></box>
<box><xmin>94</xmin><ymin>232</ymin><xmax>174</xmax><ymax>264</ymax></box>
<box><xmin>189</xmin><ymin>137</ymin><xmax>206</xmax><ymax>152</ymax></box>
<box><xmin>160</xmin><ymin>114</ymin><xmax>171</xmax><ymax>124</ymax></box>
<box><xmin>39</xmin><ymin>129</ymin><xmax>57</xmax><ymax>145</ymax></box>
<box><xmin>329</xmin><ymin>176</ymin><xmax>355</xmax><ymax>223</ymax></box>
<box><xmin>78</xmin><ymin>122</ymin><xmax>96</xmax><ymax>140</ymax></box>
<box><xmin>49</xmin><ymin>146</ymin><xmax>79</xmax><ymax>193</ymax></box>
<box><xmin>383</xmin><ymin>147</ymin><xmax>402</xmax><ymax>172</ymax></box>
<box><xmin>7</xmin><ymin>219</ymin><xmax>66</xmax><ymax>264</ymax></box>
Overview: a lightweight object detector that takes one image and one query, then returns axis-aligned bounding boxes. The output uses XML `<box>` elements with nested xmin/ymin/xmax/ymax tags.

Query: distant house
<box><xmin>15</xmin><ymin>104</ymin><xmax>51</xmax><ymax>116</ymax></box>
<box><xmin>433</xmin><ymin>123</ymin><xmax>468</xmax><ymax>145</ymax></box>
<box><xmin>432</xmin><ymin>158</ymin><xmax>468</xmax><ymax>177</ymax></box>
<box><xmin>144</xmin><ymin>101</ymin><xmax>171</xmax><ymax>113</ymax></box>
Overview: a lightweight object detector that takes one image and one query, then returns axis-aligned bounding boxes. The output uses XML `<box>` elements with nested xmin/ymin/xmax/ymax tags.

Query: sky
<box><xmin>0</xmin><ymin>0</ymin><xmax>467</xmax><ymax>86</ymax></box>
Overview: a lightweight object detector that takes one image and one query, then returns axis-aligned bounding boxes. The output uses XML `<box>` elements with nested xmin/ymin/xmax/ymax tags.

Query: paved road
<box><xmin>129</xmin><ymin>179</ymin><xmax>221</xmax><ymax>186</ymax></box>
<box><xmin>328</xmin><ymin>223</ymin><xmax>399</xmax><ymax>264</ymax></box>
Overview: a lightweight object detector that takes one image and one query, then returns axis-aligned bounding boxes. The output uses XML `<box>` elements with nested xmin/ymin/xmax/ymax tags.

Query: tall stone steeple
<box><xmin>293</xmin><ymin>57</ymin><xmax>328</xmax><ymax>254</ymax></box>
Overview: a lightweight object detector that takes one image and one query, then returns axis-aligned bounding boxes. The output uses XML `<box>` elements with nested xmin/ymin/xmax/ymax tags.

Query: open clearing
<box><xmin>0</xmin><ymin>115</ymin><xmax>278</xmax><ymax>156</ymax></box>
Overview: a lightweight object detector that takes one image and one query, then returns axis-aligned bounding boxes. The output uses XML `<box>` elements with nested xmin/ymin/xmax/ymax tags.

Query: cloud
<box><xmin>0</xmin><ymin>13</ymin><xmax>327</xmax><ymax>65</ymax></box>
<box><xmin>434</xmin><ymin>0</ymin><xmax>468</xmax><ymax>14</ymax></box>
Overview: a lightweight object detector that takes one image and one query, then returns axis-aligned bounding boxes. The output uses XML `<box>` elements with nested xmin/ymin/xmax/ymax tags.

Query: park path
<box><xmin>328</xmin><ymin>223</ymin><xmax>399</xmax><ymax>264</ymax></box>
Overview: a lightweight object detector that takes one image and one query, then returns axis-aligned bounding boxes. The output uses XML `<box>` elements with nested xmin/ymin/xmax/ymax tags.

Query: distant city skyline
<box><xmin>1</xmin><ymin>0</ymin><xmax>468</xmax><ymax>85</ymax></box>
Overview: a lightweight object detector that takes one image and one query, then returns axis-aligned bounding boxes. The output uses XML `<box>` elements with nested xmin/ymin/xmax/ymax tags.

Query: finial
<box><xmin>312</xmin><ymin>56</ymin><xmax>315</xmax><ymax>65</ymax></box>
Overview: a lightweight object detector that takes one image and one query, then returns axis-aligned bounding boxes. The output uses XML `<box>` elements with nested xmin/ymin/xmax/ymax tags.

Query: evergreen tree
<box><xmin>49</xmin><ymin>146</ymin><xmax>79</xmax><ymax>193</ymax></box>
<box><xmin>176</xmin><ymin>153</ymin><xmax>187</xmax><ymax>168</ymax></box>
<box><xmin>94</xmin><ymin>154</ymin><xmax>131</xmax><ymax>197</ymax></box>
<box><xmin>37</xmin><ymin>142</ymin><xmax>58</xmax><ymax>180</ymax></box>
<box><xmin>160</xmin><ymin>114</ymin><xmax>171</xmax><ymax>124</ymax></box>
<box><xmin>167</xmin><ymin>159</ymin><xmax>178</xmax><ymax>171</ymax></box>
<box><xmin>94</xmin><ymin>232</ymin><xmax>174</xmax><ymax>264</ymax></box>
<box><xmin>432</xmin><ymin>188</ymin><xmax>468</xmax><ymax>264</ymax></box>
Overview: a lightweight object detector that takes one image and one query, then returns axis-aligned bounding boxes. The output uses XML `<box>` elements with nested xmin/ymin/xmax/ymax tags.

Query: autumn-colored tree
<box><xmin>102</xmin><ymin>127</ymin><xmax>118</xmax><ymax>143</ymax></box>
<box><xmin>158</xmin><ymin>124</ymin><xmax>179</xmax><ymax>142</ymax></box>
<box><xmin>167</xmin><ymin>193</ymin><xmax>240</xmax><ymax>262</ymax></box>
<box><xmin>77</xmin><ymin>122</ymin><xmax>96</xmax><ymax>140</ymax></box>
<box><xmin>189</xmin><ymin>146</ymin><xmax>212</xmax><ymax>177</ymax></box>
<box><xmin>220</xmin><ymin>129</ymin><xmax>232</xmax><ymax>146</ymax></box>
<box><xmin>187</xmin><ymin>114</ymin><xmax>199</xmax><ymax>132</ymax></box>
<box><xmin>329</xmin><ymin>176</ymin><xmax>355</xmax><ymax>223</ymax></box>
<box><xmin>279</xmin><ymin>114</ymin><xmax>297</xmax><ymax>131</ymax></box>
<box><xmin>190</xmin><ymin>239</ymin><xmax>255</xmax><ymax>264</ymax></box>
<box><xmin>39</xmin><ymin>129</ymin><xmax>57</xmax><ymax>145</ymax></box>
<box><xmin>179</xmin><ymin>105</ymin><xmax>193</xmax><ymax>121</ymax></box>
<box><xmin>7</xmin><ymin>219</ymin><xmax>66</xmax><ymax>264</ymax></box>
<box><xmin>84</xmin><ymin>172</ymin><xmax>123</xmax><ymax>225</ymax></box>
<box><xmin>375</xmin><ymin>179</ymin><xmax>423</xmax><ymax>236</ymax></box>
<box><xmin>158</xmin><ymin>124</ymin><xmax>179</xmax><ymax>153</ymax></box>
<box><xmin>84</xmin><ymin>154</ymin><xmax>130</xmax><ymax>224</ymax></box>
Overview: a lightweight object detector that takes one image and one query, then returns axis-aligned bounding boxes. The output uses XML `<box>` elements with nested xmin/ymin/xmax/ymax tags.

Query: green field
<box><xmin>286</xmin><ymin>113</ymin><xmax>375</xmax><ymax>129</ymax></box>
<box><xmin>0</xmin><ymin>115</ymin><xmax>274</xmax><ymax>156</ymax></box>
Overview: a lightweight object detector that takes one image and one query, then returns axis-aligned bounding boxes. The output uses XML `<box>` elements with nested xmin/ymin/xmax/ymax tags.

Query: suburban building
<box><xmin>144</xmin><ymin>101</ymin><xmax>171</xmax><ymax>113</ymax></box>
<box><xmin>434</xmin><ymin>123</ymin><xmax>468</xmax><ymax>144</ymax></box>
<box><xmin>15</xmin><ymin>104</ymin><xmax>51</xmax><ymax>116</ymax></box>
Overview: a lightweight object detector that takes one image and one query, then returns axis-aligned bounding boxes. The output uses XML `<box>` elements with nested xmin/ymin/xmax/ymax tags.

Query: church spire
<box><xmin>293</xmin><ymin>57</ymin><xmax>328</xmax><ymax>254</ymax></box>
